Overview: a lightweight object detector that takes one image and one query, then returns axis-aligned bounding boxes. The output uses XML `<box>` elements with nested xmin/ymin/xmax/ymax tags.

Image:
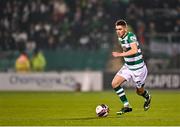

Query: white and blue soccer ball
<box><xmin>96</xmin><ymin>104</ymin><xmax>109</xmax><ymax>117</ymax></box>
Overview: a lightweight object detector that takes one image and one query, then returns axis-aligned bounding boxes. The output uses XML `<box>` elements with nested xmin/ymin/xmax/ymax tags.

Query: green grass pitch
<box><xmin>0</xmin><ymin>90</ymin><xmax>180</xmax><ymax>126</ymax></box>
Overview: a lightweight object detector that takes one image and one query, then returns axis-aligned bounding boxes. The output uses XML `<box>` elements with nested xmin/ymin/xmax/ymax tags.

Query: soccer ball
<box><xmin>95</xmin><ymin>104</ymin><xmax>109</xmax><ymax>117</ymax></box>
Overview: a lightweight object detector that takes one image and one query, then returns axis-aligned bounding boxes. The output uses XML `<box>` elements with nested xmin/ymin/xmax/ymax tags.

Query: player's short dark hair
<box><xmin>115</xmin><ymin>19</ymin><xmax>127</xmax><ymax>27</ymax></box>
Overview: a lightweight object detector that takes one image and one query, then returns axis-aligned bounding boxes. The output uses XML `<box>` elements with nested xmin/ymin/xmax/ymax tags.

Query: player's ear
<box><xmin>125</xmin><ymin>26</ymin><xmax>128</xmax><ymax>32</ymax></box>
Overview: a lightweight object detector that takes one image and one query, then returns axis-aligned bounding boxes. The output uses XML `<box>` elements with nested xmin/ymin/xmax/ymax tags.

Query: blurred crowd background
<box><xmin>0</xmin><ymin>0</ymin><xmax>180</xmax><ymax>72</ymax></box>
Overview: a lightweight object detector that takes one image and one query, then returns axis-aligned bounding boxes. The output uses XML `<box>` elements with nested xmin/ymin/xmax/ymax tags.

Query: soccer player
<box><xmin>112</xmin><ymin>19</ymin><xmax>151</xmax><ymax>115</ymax></box>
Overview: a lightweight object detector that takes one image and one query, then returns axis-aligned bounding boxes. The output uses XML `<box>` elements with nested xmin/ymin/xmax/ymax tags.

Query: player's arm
<box><xmin>112</xmin><ymin>42</ymin><xmax>138</xmax><ymax>57</ymax></box>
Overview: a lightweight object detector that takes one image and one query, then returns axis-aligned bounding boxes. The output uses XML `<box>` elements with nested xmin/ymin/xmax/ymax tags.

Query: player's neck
<box><xmin>122</xmin><ymin>32</ymin><xmax>128</xmax><ymax>38</ymax></box>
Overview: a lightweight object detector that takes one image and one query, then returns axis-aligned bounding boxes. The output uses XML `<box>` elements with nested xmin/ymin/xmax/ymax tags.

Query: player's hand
<box><xmin>112</xmin><ymin>52</ymin><xmax>122</xmax><ymax>57</ymax></box>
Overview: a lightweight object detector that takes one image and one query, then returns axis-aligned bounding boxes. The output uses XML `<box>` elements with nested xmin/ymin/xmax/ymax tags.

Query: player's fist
<box><xmin>112</xmin><ymin>52</ymin><xmax>121</xmax><ymax>57</ymax></box>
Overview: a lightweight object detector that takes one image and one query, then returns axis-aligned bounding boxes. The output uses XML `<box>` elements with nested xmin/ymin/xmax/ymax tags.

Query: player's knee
<box><xmin>111</xmin><ymin>81</ymin><xmax>116</xmax><ymax>88</ymax></box>
<box><xmin>112</xmin><ymin>76</ymin><xmax>125</xmax><ymax>88</ymax></box>
<box><xmin>136</xmin><ymin>90</ymin><xmax>141</xmax><ymax>95</ymax></box>
<box><xmin>136</xmin><ymin>88</ymin><xmax>144</xmax><ymax>95</ymax></box>
<box><xmin>111</xmin><ymin>81</ymin><xmax>119</xmax><ymax>88</ymax></box>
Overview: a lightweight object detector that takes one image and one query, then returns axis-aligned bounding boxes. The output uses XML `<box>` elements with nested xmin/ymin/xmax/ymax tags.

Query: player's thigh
<box><xmin>111</xmin><ymin>75</ymin><xmax>126</xmax><ymax>88</ymax></box>
<box><xmin>133</xmin><ymin>65</ymin><xmax>148</xmax><ymax>88</ymax></box>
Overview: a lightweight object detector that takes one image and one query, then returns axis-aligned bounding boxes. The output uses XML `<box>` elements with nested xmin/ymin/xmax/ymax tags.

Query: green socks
<box><xmin>141</xmin><ymin>90</ymin><xmax>150</xmax><ymax>100</ymax></box>
<box><xmin>114</xmin><ymin>85</ymin><xmax>129</xmax><ymax>107</ymax></box>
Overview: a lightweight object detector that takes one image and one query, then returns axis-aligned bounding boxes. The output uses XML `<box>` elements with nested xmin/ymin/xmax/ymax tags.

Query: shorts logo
<box><xmin>136</xmin><ymin>81</ymin><xmax>143</xmax><ymax>88</ymax></box>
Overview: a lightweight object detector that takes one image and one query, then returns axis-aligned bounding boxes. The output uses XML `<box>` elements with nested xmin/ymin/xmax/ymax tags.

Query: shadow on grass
<box><xmin>57</xmin><ymin>116</ymin><xmax>122</xmax><ymax>121</ymax></box>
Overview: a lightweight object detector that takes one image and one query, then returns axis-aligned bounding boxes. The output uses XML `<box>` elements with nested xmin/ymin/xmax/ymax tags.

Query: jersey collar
<box><xmin>118</xmin><ymin>32</ymin><xmax>128</xmax><ymax>41</ymax></box>
<box><xmin>122</xmin><ymin>32</ymin><xmax>128</xmax><ymax>39</ymax></box>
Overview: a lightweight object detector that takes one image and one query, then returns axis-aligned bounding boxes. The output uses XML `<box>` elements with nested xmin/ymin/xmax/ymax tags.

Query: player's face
<box><xmin>115</xmin><ymin>25</ymin><xmax>127</xmax><ymax>38</ymax></box>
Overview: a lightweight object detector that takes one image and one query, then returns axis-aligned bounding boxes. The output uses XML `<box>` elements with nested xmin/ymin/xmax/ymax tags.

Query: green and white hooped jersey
<box><xmin>118</xmin><ymin>32</ymin><xmax>144</xmax><ymax>70</ymax></box>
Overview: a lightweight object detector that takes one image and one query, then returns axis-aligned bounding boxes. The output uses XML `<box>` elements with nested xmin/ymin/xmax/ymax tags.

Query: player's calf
<box><xmin>136</xmin><ymin>88</ymin><xmax>151</xmax><ymax>111</ymax></box>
